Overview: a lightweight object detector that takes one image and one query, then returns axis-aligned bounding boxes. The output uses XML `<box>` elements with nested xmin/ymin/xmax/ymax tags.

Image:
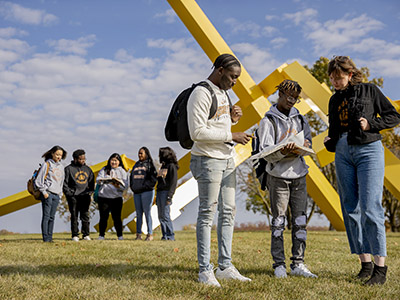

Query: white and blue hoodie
<box><xmin>258</xmin><ymin>104</ymin><xmax>312</xmax><ymax>179</ymax></box>
<box><xmin>35</xmin><ymin>159</ymin><xmax>65</xmax><ymax>198</ymax></box>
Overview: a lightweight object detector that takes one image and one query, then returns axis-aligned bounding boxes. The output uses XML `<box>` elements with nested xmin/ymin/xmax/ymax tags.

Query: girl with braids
<box><xmin>96</xmin><ymin>153</ymin><xmax>128</xmax><ymax>240</ymax></box>
<box><xmin>156</xmin><ymin>147</ymin><xmax>178</xmax><ymax>241</ymax></box>
<box><xmin>324</xmin><ymin>56</ymin><xmax>400</xmax><ymax>285</ymax></box>
<box><xmin>130</xmin><ymin>147</ymin><xmax>157</xmax><ymax>241</ymax></box>
<box><xmin>35</xmin><ymin>145</ymin><xmax>67</xmax><ymax>242</ymax></box>
<box><xmin>258</xmin><ymin>79</ymin><xmax>316</xmax><ymax>279</ymax></box>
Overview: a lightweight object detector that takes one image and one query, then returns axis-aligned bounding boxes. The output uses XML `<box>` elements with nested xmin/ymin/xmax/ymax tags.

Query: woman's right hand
<box><xmin>324</xmin><ymin>136</ymin><xmax>331</xmax><ymax>143</ymax></box>
<box><xmin>44</xmin><ymin>193</ymin><xmax>49</xmax><ymax>199</ymax></box>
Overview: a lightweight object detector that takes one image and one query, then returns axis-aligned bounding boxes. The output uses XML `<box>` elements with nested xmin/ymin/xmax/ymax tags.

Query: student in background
<box><xmin>35</xmin><ymin>145</ymin><xmax>67</xmax><ymax>242</ymax></box>
<box><xmin>130</xmin><ymin>147</ymin><xmax>157</xmax><ymax>241</ymax></box>
<box><xmin>96</xmin><ymin>153</ymin><xmax>128</xmax><ymax>240</ymax></box>
<box><xmin>63</xmin><ymin>149</ymin><xmax>95</xmax><ymax>242</ymax></box>
<box><xmin>324</xmin><ymin>56</ymin><xmax>400</xmax><ymax>285</ymax></box>
<box><xmin>156</xmin><ymin>147</ymin><xmax>178</xmax><ymax>241</ymax></box>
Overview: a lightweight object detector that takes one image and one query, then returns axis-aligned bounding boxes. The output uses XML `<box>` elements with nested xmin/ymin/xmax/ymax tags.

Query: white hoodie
<box><xmin>258</xmin><ymin>104</ymin><xmax>312</xmax><ymax>179</ymax></box>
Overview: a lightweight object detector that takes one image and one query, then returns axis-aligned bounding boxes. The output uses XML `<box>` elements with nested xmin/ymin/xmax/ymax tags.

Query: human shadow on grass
<box><xmin>0</xmin><ymin>263</ymin><xmax>199</xmax><ymax>281</ymax></box>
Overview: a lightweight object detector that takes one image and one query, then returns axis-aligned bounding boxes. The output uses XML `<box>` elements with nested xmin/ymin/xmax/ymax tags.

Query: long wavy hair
<box><xmin>159</xmin><ymin>147</ymin><xmax>178</xmax><ymax>168</ymax></box>
<box><xmin>104</xmin><ymin>153</ymin><xmax>126</xmax><ymax>174</ymax></box>
<box><xmin>328</xmin><ymin>56</ymin><xmax>363</xmax><ymax>85</ymax></box>
<box><xmin>42</xmin><ymin>145</ymin><xmax>67</xmax><ymax>161</ymax></box>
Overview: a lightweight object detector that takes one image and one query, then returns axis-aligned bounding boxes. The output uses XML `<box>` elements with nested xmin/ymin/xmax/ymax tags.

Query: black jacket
<box><xmin>129</xmin><ymin>159</ymin><xmax>157</xmax><ymax>194</ymax></box>
<box><xmin>157</xmin><ymin>162</ymin><xmax>178</xmax><ymax>201</ymax></box>
<box><xmin>63</xmin><ymin>161</ymin><xmax>95</xmax><ymax>197</ymax></box>
<box><xmin>325</xmin><ymin>83</ymin><xmax>400</xmax><ymax>152</ymax></box>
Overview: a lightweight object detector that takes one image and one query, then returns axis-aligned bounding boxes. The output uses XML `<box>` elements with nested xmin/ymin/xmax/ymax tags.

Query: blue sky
<box><xmin>0</xmin><ymin>0</ymin><xmax>399</xmax><ymax>233</ymax></box>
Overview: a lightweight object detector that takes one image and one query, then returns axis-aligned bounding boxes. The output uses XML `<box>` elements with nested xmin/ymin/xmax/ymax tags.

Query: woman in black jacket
<box><xmin>130</xmin><ymin>147</ymin><xmax>157</xmax><ymax>241</ymax></box>
<box><xmin>156</xmin><ymin>147</ymin><xmax>178</xmax><ymax>241</ymax></box>
<box><xmin>324</xmin><ymin>56</ymin><xmax>400</xmax><ymax>285</ymax></box>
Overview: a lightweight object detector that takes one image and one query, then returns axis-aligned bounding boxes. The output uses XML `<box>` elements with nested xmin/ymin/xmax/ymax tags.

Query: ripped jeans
<box><xmin>267</xmin><ymin>174</ymin><xmax>308</xmax><ymax>269</ymax></box>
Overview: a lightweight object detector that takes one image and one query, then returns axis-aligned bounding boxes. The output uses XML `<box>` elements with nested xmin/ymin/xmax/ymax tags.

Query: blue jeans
<box><xmin>40</xmin><ymin>192</ymin><xmax>60</xmax><ymax>242</ymax></box>
<box><xmin>267</xmin><ymin>175</ymin><xmax>308</xmax><ymax>269</ymax></box>
<box><xmin>190</xmin><ymin>155</ymin><xmax>236</xmax><ymax>272</ymax></box>
<box><xmin>156</xmin><ymin>190</ymin><xmax>175</xmax><ymax>240</ymax></box>
<box><xmin>134</xmin><ymin>190</ymin><xmax>154</xmax><ymax>234</ymax></box>
<box><xmin>335</xmin><ymin>133</ymin><xmax>386</xmax><ymax>256</ymax></box>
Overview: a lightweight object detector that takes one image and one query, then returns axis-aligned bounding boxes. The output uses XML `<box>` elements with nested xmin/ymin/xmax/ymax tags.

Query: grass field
<box><xmin>0</xmin><ymin>230</ymin><xmax>399</xmax><ymax>300</ymax></box>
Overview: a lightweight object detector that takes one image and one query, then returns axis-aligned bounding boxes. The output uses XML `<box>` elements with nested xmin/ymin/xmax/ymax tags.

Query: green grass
<box><xmin>0</xmin><ymin>230</ymin><xmax>399</xmax><ymax>300</ymax></box>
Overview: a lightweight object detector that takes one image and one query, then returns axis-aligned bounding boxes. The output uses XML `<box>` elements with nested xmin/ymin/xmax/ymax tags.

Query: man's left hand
<box><xmin>231</xmin><ymin>105</ymin><xmax>242</xmax><ymax>123</ymax></box>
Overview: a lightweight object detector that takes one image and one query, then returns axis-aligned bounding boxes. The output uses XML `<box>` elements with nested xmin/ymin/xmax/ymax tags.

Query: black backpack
<box><xmin>251</xmin><ymin>115</ymin><xmax>276</xmax><ymax>191</ymax></box>
<box><xmin>165</xmin><ymin>81</ymin><xmax>231</xmax><ymax>149</ymax></box>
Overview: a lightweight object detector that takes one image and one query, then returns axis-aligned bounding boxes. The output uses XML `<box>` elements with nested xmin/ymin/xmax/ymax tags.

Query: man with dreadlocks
<box><xmin>257</xmin><ymin>79</ymin><xmax>317</xmax><ymax>279</ymax></box>
<box><xmin>188</xmin><ymin>53</ymin><xmax>252</xmax><ymax>287</ymax></box>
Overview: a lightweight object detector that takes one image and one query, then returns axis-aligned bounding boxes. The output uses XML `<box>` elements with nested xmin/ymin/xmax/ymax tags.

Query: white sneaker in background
<box><xmin>274</xmin><ymin>265</ymin><xmax>287</xmax><ymax>278</ymax></box>
<box><xmin>290</xmin><ymin>263</ymin><xmax>317</xmax><ymax>278</ymax></box>
<box><xmin>97</xmin><ymin>236</ymin><xmax>105</xmax><ymax>240</ymax></box>
<box><xmin>83</xmin><ymin>236</ymin><xmax>91</xmax><ymax>241</ymax></box>
<box><xmin>215</xmin><ymin>266</ymin><xmax>251</xmax><ymax>282</ymax></box>
<box><xmin>72</xmin><ymin>236</ymin><xmax>79</xmax><ymax>242</ymax></box>
<box><xmin>118</xmin><ymin>236</ymin><xmax>123</xmax><ymax>240</ymax></box>
<box><xmin>198</xmin><ymin>269</ymin><xmax>221</xmax><ymax>287</ymax></box>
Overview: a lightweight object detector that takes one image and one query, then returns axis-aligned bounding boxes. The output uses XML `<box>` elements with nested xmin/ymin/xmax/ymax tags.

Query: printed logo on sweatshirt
<box><xmin>75</xmin><ymin>171</ymin><xmax>88</xmax><ymax>185</ymax></box>
<box><xmin>211</xmin><ymin>104</ymin><xmax>230</xmax><ymax>121</ymax></box>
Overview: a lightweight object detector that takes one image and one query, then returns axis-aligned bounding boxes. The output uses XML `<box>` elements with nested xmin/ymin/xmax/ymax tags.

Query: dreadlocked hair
<box><xmin>213</xmin><ymin>54</ymin><xmax>241</xmax><ymax>70</ymax></box>
<box><xmin>276</xmin><ymin>79</ymin><xmax>302</xmax><ymax>94</ymax></box>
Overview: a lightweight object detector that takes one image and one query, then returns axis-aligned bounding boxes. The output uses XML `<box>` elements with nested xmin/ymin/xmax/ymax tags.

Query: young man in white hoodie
<box><xmin>258</xmin><ymin>79</ymin><xmax>317</xmax><ymax>279</ymax></box>
<box><xmin>188</xmin><ymin>54</ymin><xmax>252</xmax><ymax>287</ymax></box>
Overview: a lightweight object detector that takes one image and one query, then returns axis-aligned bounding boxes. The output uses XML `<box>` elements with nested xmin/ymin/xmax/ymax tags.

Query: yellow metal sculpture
<box><xmin>1</xmin><ymin>0</ymin><xmax>399</xmax><ymax>233</ymax></box>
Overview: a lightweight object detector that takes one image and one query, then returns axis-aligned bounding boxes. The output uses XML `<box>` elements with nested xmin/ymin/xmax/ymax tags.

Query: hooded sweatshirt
<box><xmin>257</xmin><ymin>104</ymin><xmax>312</xmax><ymax>179</ymax></box>
<box><xmin>35</xmin><ymin>159</ymin><xmax>65</xmax><ymax>197</ymax></box>
<box><xmin>129</xmin><ymin>159</ymin><xmax>157</xmax><ymax>194</ymax></box>
<box><xmin>96</xmin><ymin>166</ymin><xmax>128</xmax><ymax>199</ymax></box>
<box><xmin>63</xmin><ymin>161</ymin><xmax>95</xmax><ymax>198</ymax></box>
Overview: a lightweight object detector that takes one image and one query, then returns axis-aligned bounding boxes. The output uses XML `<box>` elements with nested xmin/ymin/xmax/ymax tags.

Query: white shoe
<box><xmin>118</xmin><ymin>236</ymin><xmax>123</xmax><ymax>240</ymax></box>
<box><xmin>198</xmin><ymin>269</ymin><xmax>221</xmax><ymax>287</ymax></box>
<box><xmin>274</xmin><ymin>265</ymin><xmax>287</xmax><ymax>278</ymax></box>
<box><xmin>72</xmin><ymin>236</ymin><xmax>79</xmax><ymax>242</ymax></box>
<box><xmin>83</xmin><ymin>236</ymin><xmax>91</xmax><ymax>241</ymax></box>
<box><xmin>290</xmin><ymin>263</ymin><xmax>317</xmax><ymax>278</ymax></box>
<box><xmin>97</xmin><ymin>236</ymin><xmax>105</xmax><ymax>240</ymax></box>
<box><xmin>215</xmin><ymin>266</ymin><xmax>251</xmax><ymax>282</ymax></box>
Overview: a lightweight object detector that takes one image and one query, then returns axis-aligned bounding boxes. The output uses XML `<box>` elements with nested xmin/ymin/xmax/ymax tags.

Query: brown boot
<box><xmin>135</xmin><ymin>233</ymin><xmax>142</xmax><ymax>240</ymax></box>
<box><xmin>145</xmin><ymin>234</ymin><xmax>153</xmax><ymax>241</ymax></box>
<box><xmin>365</xmin><ymin>264</ymin><xmax>387</xmax><ymax>285</ymax></box>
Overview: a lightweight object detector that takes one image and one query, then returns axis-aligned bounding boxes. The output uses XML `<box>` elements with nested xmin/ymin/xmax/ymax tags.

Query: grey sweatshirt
<box><xmin>34</xmin><ymin>159</ymin><xmax>65</xmax><ymax>197</ymax></box>
<box><xmin>96</xmin><ymin>166</ymin><xmax>128</xmax><ymax>199</ymax></box>
<box><xmin>258</xmin><ymin>104</ymin><xmax>312</xmax><ymax>179</ymax></box>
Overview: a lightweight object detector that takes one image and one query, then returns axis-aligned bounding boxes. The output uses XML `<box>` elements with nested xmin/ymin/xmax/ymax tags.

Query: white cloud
<box><xmin>0</xmin><ymin>1</ymin><xmax>58</xmax><ymax>25</ymax></box>
<box><xmin>154</xmin><ymin>8</ymin><xmax>177</xmax><ymax>24</ymax></box>
<box><xmin>225</xmin><ymin>18</ymin><xmax>278</xmax><ymax>39</ymax></box>
<box><xmin>283</xmin><ymin>8</ymin><xmax>318</xmax><ymax>26</ymax></box>
<box><xmin>0</xmin><ymin>27</ymin><xmax>27</xmax><ymax>37</ymax></box>
<box><xmin>46</xmin><ymin>35</ymin><xmax>96</xmax><ymax>56</ymax></box>
<box><xmin>270</xmin><ymin>37</ymin><xmax>288</xmax><ymax>49</ymax></box>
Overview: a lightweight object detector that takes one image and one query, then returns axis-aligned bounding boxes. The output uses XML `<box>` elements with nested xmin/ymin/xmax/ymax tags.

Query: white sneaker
<box><xmin>72</xmin><ymin>236</ymin><xmax>79</xmax><ymax>242</ymax></box>
<box><xmin>97</xmin><ymin>236</ymin><xmax>105</xmax><ymax>240</ymax></box>
<box><xmin>215</xmin><ymin>266</ymin><xmax>252</xmax><ymax>282</ymax></box>
<box><xmin>198</xmin><ymin>269</ymin><xmax>221</xmax><ymax>287</ymax></box>
<box><xmin>274</xmin><ymin>265</ymin><xmax>287</xmax><ymax>278</ymax></box>
<box><xmin>83</xmin><ymin>236</ymin><xmax>91</xmax><ymax>241</ymax></box>
<box><xmin>290</xmin><ymin>263</ymin><xmax>317</xmax><ymax>278</ymax></box>
<box><xmin>118</xmin><ymin>236</ymin><xmax>123</xmax><ymax>240</ymax></box>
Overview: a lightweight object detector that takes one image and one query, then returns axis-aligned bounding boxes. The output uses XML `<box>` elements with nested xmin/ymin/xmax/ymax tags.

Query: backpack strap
<box><xmin>44</xmin><ymin>161</ymin><xmax>50</xmax><ymax>179</ymax></box>
<box><xmin>265</xmin><ymin>114</ymin><xmax>277</xmax><ymax>144</ymax></box>
<box><xmin>197</xmin><ymin>81</ymin><xmax>232</xmax><ymax>119</ymax></box>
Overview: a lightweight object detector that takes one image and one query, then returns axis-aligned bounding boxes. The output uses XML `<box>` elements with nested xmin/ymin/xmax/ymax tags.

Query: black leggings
<box><xmin>98</xmin><ymin>196</ymin><xmax>123</xmax><ymax>237</ymax></box>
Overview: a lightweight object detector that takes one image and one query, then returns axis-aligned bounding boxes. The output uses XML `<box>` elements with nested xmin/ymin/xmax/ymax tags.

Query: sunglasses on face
<box><xmin>283</xmin><ymin>92</ymin><xmax>301</xmax><ymax>104</ymax></box>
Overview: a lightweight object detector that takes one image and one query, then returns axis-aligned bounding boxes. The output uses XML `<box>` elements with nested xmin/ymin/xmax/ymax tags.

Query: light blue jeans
<box><xmin>335</xmin><ymin>133</ymin><xmax>386</xmax><ymax>256</ymax></box>
<box><xmin>190</xmin><ymin>155</ymin><xmax>237</xmax><ymax>272</ymax></box>
<box><xmin>134</xmin><ymin>190</ymin><xmax>154</xmax><ymax>234</ymax></box>
<box><xmin>156</xmin><ymin>190</ymin><xmax>175</xmax><ymax>240</ymax></box>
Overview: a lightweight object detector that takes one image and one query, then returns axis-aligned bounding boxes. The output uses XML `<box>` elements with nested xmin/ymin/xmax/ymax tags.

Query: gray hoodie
<box><xmin>258</xmin><ymin>104</ymin><xmax>312</xmax><ymax>179</ymax></box>
<box><xmin>97</xmin><ymin>166</ymin><xmax>128</xmax><ymax>199</ymax></box>
<box><xmin>34</xmin><ymin>159</ymin><xmax>65</xmax><ymax>197</ymax></box>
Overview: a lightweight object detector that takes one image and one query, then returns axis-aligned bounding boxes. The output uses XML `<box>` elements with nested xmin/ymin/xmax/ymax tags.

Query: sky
<box><xmin>0</xmin><ymin>0</ymin><xmax>399</xmax><ymax>234</ymax></box>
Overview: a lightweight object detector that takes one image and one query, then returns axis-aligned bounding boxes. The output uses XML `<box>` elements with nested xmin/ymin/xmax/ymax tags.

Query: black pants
<box><xmin>67</xmin><ymin>194</ymin><xmax>91</xmax><ymax>238</ymax></box>
<box><xmin>98</xmin><ymin>196</ymin><xmax>123</xmax><ymax>237</ymax></box>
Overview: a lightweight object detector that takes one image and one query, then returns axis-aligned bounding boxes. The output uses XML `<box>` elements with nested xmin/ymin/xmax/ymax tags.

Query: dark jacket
<box><xmin>157</xmin><ymin>162</ymin><xmax>178</xmax><ymax>201</ymax></box>
<box><xmin>63</xmin><ymin>161</ymin><xmax>95</xmax><ymax>198</ymax></box>
<box><xmin>129</xmin><ymin>159</ymin><xmax>157</xmax><ymax>194</ymax></box>
<box><xmin>325</xmin><ymin>83</ymin><xmax>400</xmax><ymax>152</ymax></box>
